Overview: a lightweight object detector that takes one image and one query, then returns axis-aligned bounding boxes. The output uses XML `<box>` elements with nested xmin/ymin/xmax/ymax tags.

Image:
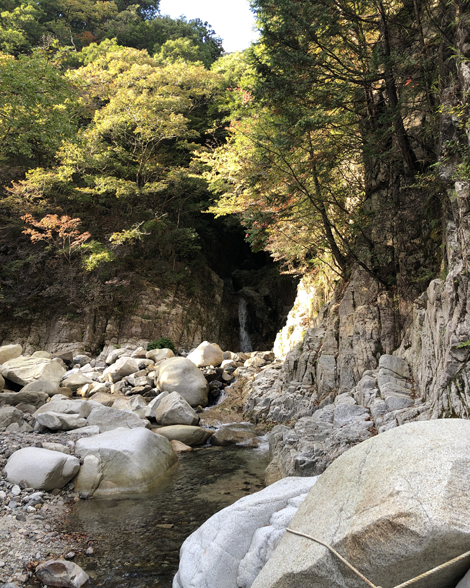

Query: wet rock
<box><xmin>35</xmin><ymin>559</ymin><xmax>89</xmax><ymax>588</ymax></box>
<box><xmin>154</xmin><ymin>424</ymin><xmax>212</xmax><ymax>446</ymax></box>
<box><xmin>211</xmin><ymin>425</ymin><xmax>259</xmax><ymax>447</ymax></box>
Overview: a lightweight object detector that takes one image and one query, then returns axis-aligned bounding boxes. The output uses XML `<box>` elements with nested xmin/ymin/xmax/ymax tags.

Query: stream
<box><xmin>63</xmin><ymin>443</ymin><xmax>269</xmax><ymax>588</ymax></box>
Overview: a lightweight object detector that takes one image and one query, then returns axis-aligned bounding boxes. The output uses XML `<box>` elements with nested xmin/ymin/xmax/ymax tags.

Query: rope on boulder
<box><xmin>286</xmin><ymin>527</ymin><xmax>470</xmax><ymax>588</ymax></box>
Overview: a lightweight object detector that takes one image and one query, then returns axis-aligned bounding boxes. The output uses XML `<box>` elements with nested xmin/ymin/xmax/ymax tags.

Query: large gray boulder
<box><xmin>155</xmin><ymin>425</ymin><xmax>212</xmax><ymax>446</ymax></box>
<box><xmin>1</xmin><ymin>356</ymin><xmax>66</xmax><ymax>386</ymax></box>
<box><xmin>87</xmin><ymin>404</ymin><xmax>149</xmax><ymax>432</ymax></box>
<box><xmin>155</xmin><ymin>392</ymin><xmax>199</xmax><ymax>426</ymax></box>
<box><xmin>252</xmin><ymin>419</ymin><xmax>470</xmax><ymax>588</ymax></box>
<box><xmin>5</xmin><ymin>447</ymin><xmax>80</xmax><ymax>490</ymax></box>
<box><xmin>187</xmin><ymin>341</ymin><xmax>224</xmax><ymax>367</ymax></box>
<box><xmin>155</xmin><ymin>357</ymin><xmax>209</xmax><ymax>407</ymax></box>
<box><xmin>74</xmin><ymin>427</ymin><xmax>177</xmax><ymax>496</ymax></box>
<box><xmin>174</xmin><ymin>477</ymin><xmax>318</xmax><ymax>588</ymax></box>
<box><xmin>0</xmin><ymin>343</ymin><xmax>22</xmax><ymax>364</ymax></box>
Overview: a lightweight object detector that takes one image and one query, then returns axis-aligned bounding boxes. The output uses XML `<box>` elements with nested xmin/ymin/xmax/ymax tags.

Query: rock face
<box><xmin>1</xmin><ymin>356</ymin><xmax>66</xmax><ymax>386</ymax></box>
<box><xmin>174</xmin><ymin>476</ymin><xmax>318</xmax><ymax>588</ymax></box>
<box><xmin>5</xmin><ymin>447</ymin><xmax>80</xmax><ymax>491</ymax></box>
<box><xmin>74</xmin><ymin>427</ymin><xmax>177</xmax><ymax>496</ymax></box>
<box><xmin>35</xmin><ymin>559</ymin><xmax>89</xmax><ymax>588</ymax></box>
<box><xmin>187</xmin><ymin>341</ymin><xmax>224</xmax><ymax>367</ymax></box>
<box><xmin>156</xmin><ymin>357</ymin><xmax>209</xmax><ymax>407</ymax></box>
<box><xmin>252</xmin><ymin>419</ymin><xmax>470</xmax><ymax>588</ymax></box>
<box><xmin>154</xmin><ymin>392</ymin><xmax>199</xmax><ymax>426</ymax></box>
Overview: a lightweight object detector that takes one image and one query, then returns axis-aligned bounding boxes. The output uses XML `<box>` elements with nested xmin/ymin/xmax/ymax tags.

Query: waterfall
<box><xmin>238</xmin><ymin>298</ymin><xmax>253</xmax><ymax>352</ymax></box>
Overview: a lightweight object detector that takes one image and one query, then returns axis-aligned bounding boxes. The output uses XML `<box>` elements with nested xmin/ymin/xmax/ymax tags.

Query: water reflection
<box><xmin>64</xmin><ymin>445</ymin><xmax>269</xmax><ymax>588</ymax></box>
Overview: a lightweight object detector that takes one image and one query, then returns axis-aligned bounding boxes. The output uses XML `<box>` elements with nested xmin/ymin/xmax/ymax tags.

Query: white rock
<box><xmin>187</xmin><ymin>341</ymin><xmax>224</xmax><ymax>367</ymax></box>
<box><xmin>74</xmin><ymin>427</ymin><xmax>178</xmax><ymax>496</ymax></box>
<box><xmin>156</xmin><ymin>357</ymin><xmax>209</xmax><ymax>407</ymax></box>
<box><xmin>62</xmin><ymin>372</ymin><xmax>94</xmax><ymax>391</ymax></box>
<box><xmin>103</xmin><ymin>356</ymin><xmax>140</xmax><ymax>378</ymax></box>
<box><xmin>146</xmin><ymin>348</ymin><xmax>175</xmax><ymax>362</ymax></box>
<box><xmin>174</xmin><ymin>476</ymin><xmax>318</xmax><ymax>588</ymax></box>
<box><xmin>155</xmin><ymin>392</ymin><xmax>199</xmax><ymax>426</ymax></box>
<box><xmin>0</xmin><ymin>344</ymin><xmax>22</xmax><ymax>364</ymax></box>
<box><xmin>144</xmin><ymin>391</ymin><xmax>169</xmax><ymax>418</ymax></box>
<box><xmin>87</xmin><ymin>404</ymin><xmax>149</xmax><ymax>432</ymax></box>
<box><xmin>34</xmin><ymin>399</ymin><xmax>92</xmax><ymax>418</ymax></box>
<box><xmin>5</xmin><ymin>447</ymin><xmax>80</xmax><ymax>491</ymax></box>
<box><xmin>252</xmin><ymin>419</ymin><xmax>470</xmax><ymax>588</ymax></box>
<box><xmin>1</xmin><ymin>356</ymin><xmax>66</xmax><ymax>386</ymax></box>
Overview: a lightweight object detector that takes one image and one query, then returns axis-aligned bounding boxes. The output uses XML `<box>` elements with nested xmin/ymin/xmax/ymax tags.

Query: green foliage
<box><xmin>147</xmin><ymin>336</ymin><xmax>176</xmax><ymax>352</ymax></box>
<box><xmin>80</xmin><ymin>240</ymin><xmax>115</xmax><ymax>271</ymax></box>
<box><xmin>456</xmin><ymin>341</ymin><xmax>470</xmax><ymax>349</ymax></box>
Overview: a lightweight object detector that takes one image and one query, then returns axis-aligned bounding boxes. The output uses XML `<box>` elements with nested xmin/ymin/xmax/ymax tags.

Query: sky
<box><xmin>158</xmin><ymin>0</ymin><xmax>259</xmax><ymax>53</ymax></box>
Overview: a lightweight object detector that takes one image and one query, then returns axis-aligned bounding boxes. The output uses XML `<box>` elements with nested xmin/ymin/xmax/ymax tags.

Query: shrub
<box><xmin>147</xmin><ymin>337</ymin><xmax>176</xmax><ymax>353</ymax></box>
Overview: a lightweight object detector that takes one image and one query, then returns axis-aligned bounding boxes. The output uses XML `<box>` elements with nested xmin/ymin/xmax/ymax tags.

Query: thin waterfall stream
<box><xmin>238</xmin><ymin>299</ymin><xmax>253</xmax><ymax>352</ymax></box>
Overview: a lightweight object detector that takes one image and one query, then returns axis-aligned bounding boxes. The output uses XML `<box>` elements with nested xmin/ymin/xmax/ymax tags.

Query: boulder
<box><xmin>457</xmin><ymin>569</ymin><xmax>470</xmax><ymax>588</ymax></box>
<box><xmin>154</xmin><ymin>392</ymin><xmax>199</xmax><ymax>426</ymax></box>
<box><xmin>155</xmin><ymin>357</ymin><xmax>209</xmax><ymax>407</ymax></box>
<box><xmin>5</xmin><ymin>447</ymin><xmax>80</xmax><ymax>490</ymax></box>
<box><xmin>34</xmin><ymin>399</ymin><xmax>92</xmax><ymax>418</ymax></box>
<box><xmin>35</xmin><ymin>559</ymin><xmax>89</xmax><ymax>588</ymax></box>
<box><xmin>105</xmin><ymin>348</ymin><xmax>129</xmax><ymax>365</ymax></box>
<box><xmin>144</xmin><ymin>391</ymin><xmax>169</xmax><ymax>418</ymax></box>
<box><xmin>1</xmin><ymin>356</ymin><xmax>66</xmax><ymax>386</ymax></box>
<box><xmin>146</xmin><ymin>348</ymin><xmax>175</xmax><ymax>362</ymax></box>
<box><xmin>35</xmin><ymin>411</ymin><xmax>87</xmax><ymax>431</ymax></box>
<box><xmin>89</xmin><ymin>391</ymin><xmax>120</xmax><ymax>406</ymax></box>
<box><xmin>211</xmin><ymin>425</ymin><xmax>259</xmax><ymax>447</ymax></box>
<box><xmin>155</xmin><ymin>425</ymin><xmax>212</xmax><ymax>446</ymax></box>
<box><xmin>113</xmin><ymin>394</ymin><xmax>147</xmax><ymax>417</ymax></box>
<box><xmin>74</xmin><ymin>427</ymin><xmax>178</xmax><ymax>496</ymax></box>
<box><xmin>32</xmin><ymin>350</ymin><xmax>52</xmax><ymax>359</ymax></box>
<box><xmin>62</xmin><ymin>372</ymin><xmax>94</xmax><ymax>392</ymax></box>
<box><xmin>0</xmin><ymin>389</ymin><xmax>48</xmax><ymax>408</ymax></box>
<box><xmin>171</xmin><ymin>439</ymin><xmax>193</xmax><ymax>452</ymax></box>
<box><xmin>0</xmin><ymin>344</ymin><xmax>22</xmax><ymax>365</ymax></box>
<box><xmin>187</xmin><ymin>341</ymin><xmax>224</xmax><ymax>367</ymax></box>
<box><xmin>0</xmin><ymin>406</ymin><xmax>25</xmax><ymax>430</ymax></box>
<box><xmin>103</xmin><ymin>356</ymin><xmax>139</xmax><ymax>378</ymax></box>
<box><xmin>174</xmin><ymin>476</ymin><xmax>318</xmax><ymax>588</ymax></box>
<box><xmin>252</xmin><ymin>419</ymin><xmax>470</xmax><ymax>588</ymax></box>
<box><xmin>87</xmin><ymin>404</ymin><xmax>149</xmax><ymax>432</ymax></box>
<box><xmin>21</xmin><ymin>380</ymin><xmax>60</xmax><ymax>397</ymax></box>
